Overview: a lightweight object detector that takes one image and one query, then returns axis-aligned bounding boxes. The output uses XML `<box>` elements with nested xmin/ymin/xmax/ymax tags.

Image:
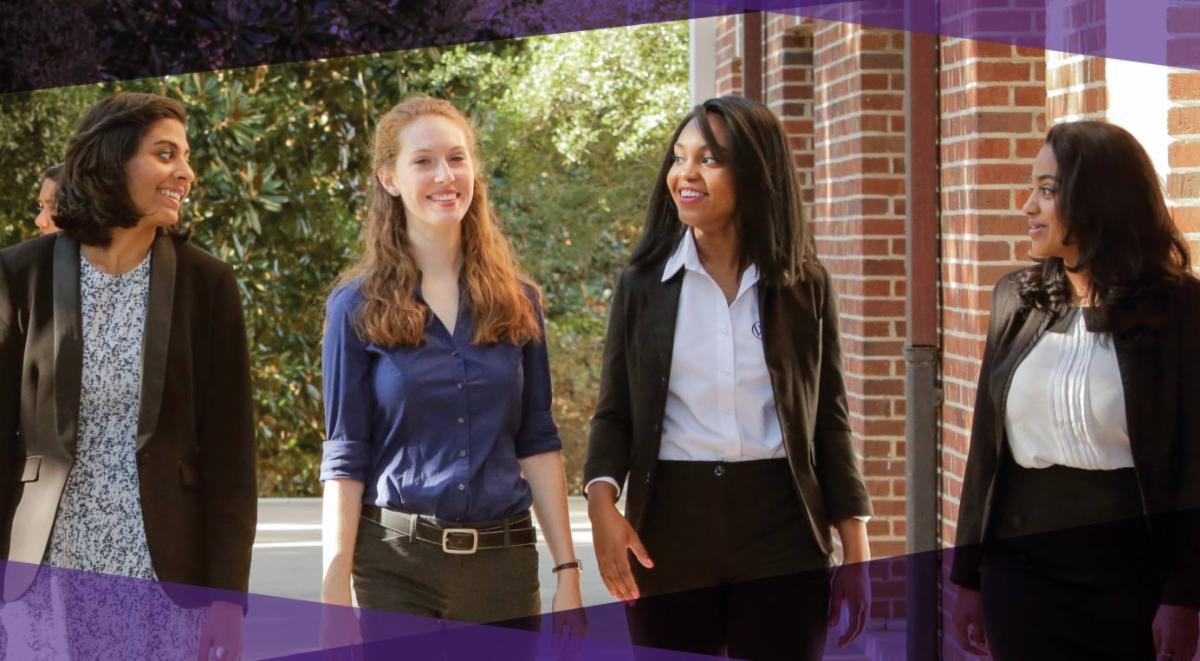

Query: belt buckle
<box><xmin>441</xmin><ymin>528</ymin><xmax>479</xmax><ymax>554</ymax></box>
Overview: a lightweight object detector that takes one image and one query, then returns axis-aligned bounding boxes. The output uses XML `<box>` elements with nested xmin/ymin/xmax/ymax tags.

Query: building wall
<box><xmin>811</xmin><ymin>18</ymin><xmax>910</xmax><ymax>622</ymax></box>
<box><xmin>936</xmin><ymin>35</ymin><xmax>1047</xmax><ymax>659</ymax></box>
<box><xmin>704</xmin><ymin>3</ymin><xmax>1200</xmax><ymax>649</ymax></box>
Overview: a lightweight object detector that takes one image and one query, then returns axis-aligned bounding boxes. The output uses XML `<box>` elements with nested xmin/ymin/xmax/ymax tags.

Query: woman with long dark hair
<box><xmin>950</xmin><ymin>121</ymin><xmax>1200</xmax><ymax>660</ymax></box>
<box><xmin>318</xmin><ymin>96</ymin><xmax>583</xmax><ymax>653</ymax></box>
<box><xmin>0</xmin><ymin>92</ymin><xmax>256</xmax><ymax>660</ymax></box>
<box><xmin>585</xmin><ymin>96</ymin><xmax>873</xmax><ymax>660</ymax></box>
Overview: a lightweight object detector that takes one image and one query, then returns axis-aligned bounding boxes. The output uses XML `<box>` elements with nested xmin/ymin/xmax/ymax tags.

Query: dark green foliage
<box><xmin>0</xmin><ymin>24</ymin><xmax>687</xmax><ymax>495</ymax></box>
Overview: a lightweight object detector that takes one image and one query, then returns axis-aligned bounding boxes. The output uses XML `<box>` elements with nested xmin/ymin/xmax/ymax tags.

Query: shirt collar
<box><xmin>660</xmin><ymin>229</ymin><xmax>761</xmax><ymax>299</ymax></box>
<box><xmin>661</xmin><ymin>229</ymin><xmax>696</xmax><ymax>282</ymax></box>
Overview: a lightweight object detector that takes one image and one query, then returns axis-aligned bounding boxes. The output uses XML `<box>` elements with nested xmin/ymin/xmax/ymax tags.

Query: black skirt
<box><xmin>980</xmin><ymin>451</ymin><xmax>1162</xmax><ymax>660</ymax></box>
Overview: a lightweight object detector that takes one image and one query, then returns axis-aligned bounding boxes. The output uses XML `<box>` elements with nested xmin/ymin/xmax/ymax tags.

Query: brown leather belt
<box><xmin>361</xmin><ymin>506</ymin><xmax>537</xmax><ymax>554</ymax></box>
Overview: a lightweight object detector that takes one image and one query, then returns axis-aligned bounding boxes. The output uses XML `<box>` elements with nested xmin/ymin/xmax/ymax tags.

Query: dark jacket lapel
<box><xmin>136</xmin><ymin>234</ymin><xmax>175</xmax><ymax>452</ymax></box>
<box><xmin>52</xmin><ymin>236</ymin><xmax>81</xmax><ymax>458</ymax></box>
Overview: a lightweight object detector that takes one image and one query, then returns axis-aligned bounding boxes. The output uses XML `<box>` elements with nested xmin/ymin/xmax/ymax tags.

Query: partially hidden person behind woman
<box><xmin>584</xmin><ymin>95</ymin><xmax>873</xmax><ymax>661</ymax></box>
<box><xmin>950</xmin><ymin>121</ymin><xmax>1200</xmax><ymax>661</ymax></box>
<box><xmin>34</xmin><ymin>163</ymin><xmax>63</xmax><ymax>237</ymax></box>
<box><xmin>319</xmin><ymin>96</ymin><xmax>584</xmax><ymax>653</ymax></box>
<box><xmin>0</xmin><ymin>92</ymin><xmax>256</xmax><ymax>660</ymax></box>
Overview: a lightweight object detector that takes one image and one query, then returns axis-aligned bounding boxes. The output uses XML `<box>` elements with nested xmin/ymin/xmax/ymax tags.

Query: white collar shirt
<box><xmin>656</xmin><ymin>230</ymin><xmax>785</xmax><ymax>461</ymax></box>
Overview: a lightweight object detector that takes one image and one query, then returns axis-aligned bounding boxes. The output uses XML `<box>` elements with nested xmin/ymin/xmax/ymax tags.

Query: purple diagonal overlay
<box><xmin>0</xmin><ymin>559</ymin><xmax>717</xmax><ymax>660</ymax></box>
<box><xmin>2</xmin><ymin>0</ymin><xmax>1200</xmax><ymax>94</ymax></box>
<box><xmin>3</xmin><ymin>512</ymin><xmax>1191</xmax><ymax>661</ymax></box>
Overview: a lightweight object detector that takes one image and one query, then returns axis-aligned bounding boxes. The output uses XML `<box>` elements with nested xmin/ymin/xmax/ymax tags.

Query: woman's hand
<box><xmin>197</xmin><ymin>600</ymin><xmax>243</xmax><ymax>661</ymax></box>
<box><xmin>319</xmin><ymin>571</ymin><xmax>363</xmax><ymax>652</ymax></box>
<box><xmin>548</xmin><ymin>574</ymin><xmax>587</xmax><ymax>661</ymax></box>
<box><xmin>828</xmin><ymin>562</ymin><xmax>870</xmax><ymax>647</ymax></box>
<box><xmin>1153</xmin><ymin>604</ymin><xmax>1198</xmax><ymax>661</ymax></box>
<box><xmin>828</xmin><ymin>517</ymin><xmax>871</xmax><ymax>647</ymax></box>
<box><xmin>587</xmin><ymin>483</ymin><xmax>652</xmax><ymax>604</ymax></box>
<box><xmin>949</xmin><ymin>587</ymin><xmax>989</xmax><ymax>657</ymax></box>
<box><xmin>320</xmin><ymin>479</ymin><xmax>365</xmax><ymax>653</ymax></box>
<box><xmin>551</xmin><ymin>572</ymin><xmax>585</xmax><ymax>625</ymax></box>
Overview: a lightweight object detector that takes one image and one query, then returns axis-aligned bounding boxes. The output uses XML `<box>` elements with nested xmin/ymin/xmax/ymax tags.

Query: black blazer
<box><xmin>951</xmin><ymin>269</ymin><xmax>1200</xmax><ymax>607</ymax></box>
<box><xmin>584</xmin><ymin>257</ymin><xmax>872</xmax><ymax>554</ymax></box>
<box><xmin>0</xmin><ymin>233</ymin><xmax>257</xmax><ymax>606</ymax></box>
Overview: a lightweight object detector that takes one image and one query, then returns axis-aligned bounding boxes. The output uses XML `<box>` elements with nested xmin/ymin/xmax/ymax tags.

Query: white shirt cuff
<box><xmin>584</xmin><ymin>476</ymin><xmax>621</xmax><ymax>499</ymax></box>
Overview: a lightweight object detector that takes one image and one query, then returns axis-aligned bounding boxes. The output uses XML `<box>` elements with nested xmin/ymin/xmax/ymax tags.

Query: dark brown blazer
<box><xmin>0</xmin><ymin>232</ymin><xmax>257</xmax><ymax>606</ymax></box>
<box><xmin>584</xmin><ymin>258</ymin><xmax>872</xmax><ymax>554</ymax></box>
<box><xmin>951</xmin><ymin>269</ymin><xmax>1200</xmax><ymax>607</ymax></box>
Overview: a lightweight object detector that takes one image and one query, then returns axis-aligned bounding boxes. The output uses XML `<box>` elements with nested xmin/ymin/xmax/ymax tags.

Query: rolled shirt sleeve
<box><xmin>514</xmin><ymin>290</ymin><xmax>562</xmax><ymax>459</ymax></box>
<box><xmin>320</xmin><ymin>284</ymin><xmax>375</xmax><ymax>483</ymax></box>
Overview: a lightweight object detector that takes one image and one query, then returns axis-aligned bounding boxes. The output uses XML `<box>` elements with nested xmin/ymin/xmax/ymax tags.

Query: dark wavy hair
<box><xmin>53</xmin><ymin>92</ymin><xmax>188</xmax><ymax>246</ymax></box>
<box><xmin>630</xmin><ymin>95</ymin><xmax>815</xmax><ymax>285</ymax></box>
<box><xmin>43</xmin><ymin>163</ymin><xmax>63</xmax><ymax>182</ymax></box>
<box><xmin>1018</xmin><ymin>121</ymin><xmax>1192</xmax><ymax>327</ymax></box>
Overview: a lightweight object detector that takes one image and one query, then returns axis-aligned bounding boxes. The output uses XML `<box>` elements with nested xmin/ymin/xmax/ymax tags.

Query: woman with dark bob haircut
<box><xmin>951</xmin><ymin>121</ymin><xmax>1200</xmax><ymax>660</ymax></box>
<box><xmin>0</xmin><ymin>92</ymin><xmax>256</xmax><ymax>659</ymax></box>
<box><xmin>33</xmin><ymin>163</ymin><xmax>63</xmax><ymax>237</ymax></box>
<box><xmin>585</xmin><ymin>95</ymin><xmax>873</xmax><ymax>660</ymax></box>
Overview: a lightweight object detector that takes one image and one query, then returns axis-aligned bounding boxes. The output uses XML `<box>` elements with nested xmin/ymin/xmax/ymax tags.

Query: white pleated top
<box><xmin>1005</xmin><ymin>309</ymin><xmax>1132</xmax><ymax>470</ymax></box>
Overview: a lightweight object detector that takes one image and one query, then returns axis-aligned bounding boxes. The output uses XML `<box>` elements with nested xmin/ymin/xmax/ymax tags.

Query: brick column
<box><xmin>938</xmin><ymin>36</ymin><xmax>1046</xmax><ymax>659</ymax></box>
<box><xmin>1045</xmin><ymin>52</ymin><xmax>1106</xmax><ymax>122</ymax></box>
<box><xmin>715</xmin><ymin>14</ymin><xmax>743</xmax><ymax>96</ymax></box>
<box><xmin>764</xmin><ymin>15</ymin><xmax>815</xmax><ymax>203</ymax></box>
<box><xmin>1168</xmin><ymin>5</ymin><xmax>1200</xmax><ymax>261</ymax></box>
<box><xmin>811</xmin><ymin>18</ymin><xmax>909</xmax><ymax>622</ymax></box>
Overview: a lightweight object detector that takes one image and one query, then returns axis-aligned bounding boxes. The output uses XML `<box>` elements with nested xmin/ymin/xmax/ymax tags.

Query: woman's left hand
<box><xmin>1152</xmin><ymin>603</ymin><xmax>1198</xmax><ymax>661</ymax></box>
<box><xmin>551</xmin><ymin>576</ymin><xmax>587</xmax><ymax>635</ymax></box>
<box><xmin>549</xmin><ymin>576</ymin><xmax>588</xmax><ymax>660</ymax></box>
<box><xmin>197</xmin><ymin>600</ymin><xmax>243</xmax><ymax>661</ymax></box>
<box><xmin>828</xmin><ymin>562</ymin><xmax>870</xmax><ymax>648</ymax></box>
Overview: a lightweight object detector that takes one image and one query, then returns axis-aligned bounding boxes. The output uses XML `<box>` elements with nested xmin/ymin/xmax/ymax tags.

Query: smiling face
<box><xmin>667</xmin><ymin>114</ymin><xmax>737</xmax><ymax>235</ymax></box>
<box><xmin>377</xmin><ymin>114</ymin><xmax>474</xmax><ymax>233</ymax></box>
<box><xmin>124</xmin><ymin>118</ymin><xmax>194</xmax><ymax>229</ymax></box>
<box><xmin>1022</xmin><ymin>144</ymin><xmax>1078</xmax><ymax>266</ymax></box>
<box><xmin>35</xmin><ymin>178</ymin><xmax>59</xmax><ymax>236</ymax></box>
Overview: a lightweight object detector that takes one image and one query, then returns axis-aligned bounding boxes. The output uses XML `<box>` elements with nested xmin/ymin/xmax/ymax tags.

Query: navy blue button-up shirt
<box><xmin>319</xmin><ymin>282</ymin><xmax>561</xmax><ymax>522</ymax></box>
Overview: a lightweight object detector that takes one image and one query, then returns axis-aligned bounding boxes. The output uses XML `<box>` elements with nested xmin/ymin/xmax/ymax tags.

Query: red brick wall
<box><xmin>1169</xmin><ymin>7</ymin><xmax>1200</xmax><ymax>261</ymax></box>
<box><xmin>715</xmin><ymin>14</ymin><xmax>742</xmax><ymax>96</ymax></box>
<box><xmin>811</xmin><ymin>18</ymin><xmax>910</xmax><ymax>621</ymax></box>
<box><xmin>764</xmin><ymin>15</ymin><xmax>815</xmax><ymax>204</ymax></box>
<box><xmin>1045</xmin><ymin>53</ymin><xmax>1106</xmax><ymax>122</ymax></box>
<box><xmin>938</xmin><ymin>36</ymin><xmax>1046</xmax><ymax>659</ymax></box>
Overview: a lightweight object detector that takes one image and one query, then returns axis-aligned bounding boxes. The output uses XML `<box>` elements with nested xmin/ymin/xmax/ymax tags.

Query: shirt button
<box><xmin>457</xmin><ymin>417</ymin><xmax>465</xmax><ymax>424</ymax></box>
<box><xmin>714</xmin><ymin>465</ymin><xmax>725</xmax><ymax>477</ymax></box>
<box><xmin>457</xmin><ymin>483</ymin><xmax>465</xmax><ymax>491</ymax></box>
<box><xmin>451</xmin><ymin>350</ymin><xmax>460</xmax><ymax>357</ymax></box>
<box><xmin>459</xmin><ymin>449</ymin><xmax>467</xmax><ymax>457</ymax></box>
<box><xmin>456</xmin><ymin>382</ymin><xmax>464</xmax><ymax>390</ymax></box>
<box><xmin>719</xmin><ymin>328</ymin><xmax>729</xmax><ymax>336</ymax></box>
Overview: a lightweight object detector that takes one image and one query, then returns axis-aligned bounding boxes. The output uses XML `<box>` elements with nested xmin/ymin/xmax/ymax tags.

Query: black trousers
<box><xmin>627</xmin><ymin>459</ymin><xmax>832</xmax><ymax>661</ymax></box>
<box><xmin>980</xmin><ymin>454</ymin><xmax>1162</xmax><ymax>661</ymax></box>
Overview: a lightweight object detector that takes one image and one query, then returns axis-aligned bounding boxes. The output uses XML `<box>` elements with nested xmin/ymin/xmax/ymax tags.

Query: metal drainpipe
<box><xmin>904</xmin><ymin>25</ymin><xmax>942</xmax><ymax>661</ymax></box>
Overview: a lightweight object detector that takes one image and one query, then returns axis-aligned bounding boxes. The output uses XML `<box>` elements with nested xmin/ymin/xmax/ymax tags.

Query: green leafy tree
<box><xmin>0</xmin><ymin>22</ymin><xmax>688</xmax><ymax>495</ymax></box>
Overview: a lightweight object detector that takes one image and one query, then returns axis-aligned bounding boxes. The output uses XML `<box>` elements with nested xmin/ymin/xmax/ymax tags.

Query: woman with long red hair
<box><xmin>318</xmin><ymin>96</ymin><xmax>583</xmax><ymax>653</ymax></box>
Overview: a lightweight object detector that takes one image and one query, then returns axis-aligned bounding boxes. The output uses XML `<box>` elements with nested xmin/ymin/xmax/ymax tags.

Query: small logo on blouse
<box><xmin>751</xmin><ymin>322</ymin><xmax>762</xmax><ymax>339</ymax></box>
